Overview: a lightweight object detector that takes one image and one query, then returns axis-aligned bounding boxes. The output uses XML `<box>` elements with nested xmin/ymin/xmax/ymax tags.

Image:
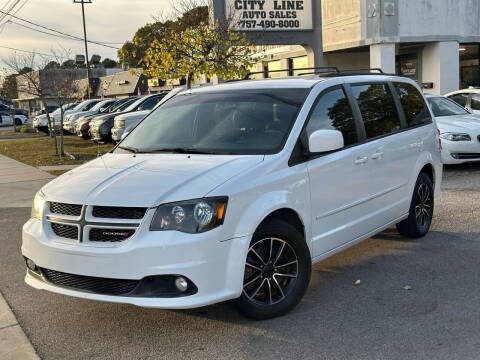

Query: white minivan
<box><xmin>22</xmin><ymin>72</ymin><xmax>442</xmax><ymax>319</ymax></box>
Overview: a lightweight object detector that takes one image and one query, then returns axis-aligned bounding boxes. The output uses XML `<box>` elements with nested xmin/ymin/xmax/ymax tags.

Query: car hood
<box><xmin>115</xmin><ymin>110</ymin><xmax>149</xmax><ymax>121</ymax></box>
<box><xmin>41</xmin><ymin>153</ymin><xmax>264</xmax><ymax>207</ymax></box>
<box><xmin>436</xmin><ymin>115</ymin><xmax>480</xmax><ymax>133</ymax></box>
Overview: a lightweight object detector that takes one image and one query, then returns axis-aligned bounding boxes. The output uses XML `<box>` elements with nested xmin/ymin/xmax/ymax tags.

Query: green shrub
<box><xmin>19</xmin><ymin>125</ymin><xmax>36</xmax><ymax>133</ymax></box>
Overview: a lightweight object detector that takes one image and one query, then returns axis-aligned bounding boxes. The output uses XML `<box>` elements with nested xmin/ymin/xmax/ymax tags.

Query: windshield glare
<box><xmin>428</xmin><ymin>97</ymin><xmax>469</xmax><ymax>117</ymax></box>
<box><xmin>123</xmin><ymin>96</ymin><xmax>148</xmax><ymax>112</ymax></box>
<box><xmin>117</xmin><ymin>89</ymin><xmax>309</xmax><ymax>155</ymax></box>
<box><xmin>90</xmin><ymin>100</ymin><xmax>112</xmax><ymax>112</ymax></box>
<box><xmin>116</xmin><ymin>98</ymin><xmax>138</xmax><ymax>112</ymax></box>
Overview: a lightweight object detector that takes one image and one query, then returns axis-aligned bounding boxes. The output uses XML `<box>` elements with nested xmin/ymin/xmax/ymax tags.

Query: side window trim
<box><xmin>387</xmin><ymin>82</ymin><xmax>408</xmax><ymax>129</ymax></box>
<box><xmin>344</xmin><ymin>83</ymin><xmax>366</xmax><ymax>142</ymax></box>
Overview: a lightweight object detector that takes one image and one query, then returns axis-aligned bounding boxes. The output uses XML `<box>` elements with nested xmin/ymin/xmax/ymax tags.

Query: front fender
<box><xmin>230</xmin><ymin>190</ymin><xmax>311</xmax><ymax>252</ymax></box>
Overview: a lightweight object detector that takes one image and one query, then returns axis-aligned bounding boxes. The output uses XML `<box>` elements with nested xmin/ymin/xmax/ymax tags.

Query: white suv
<box><xmin>22</xmin><ymin>73</ymin><xmax>442</xmax><ymax>319</ymax></box>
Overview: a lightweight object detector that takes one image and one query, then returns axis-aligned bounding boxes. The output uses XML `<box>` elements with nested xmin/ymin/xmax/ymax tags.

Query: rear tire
<box><xmin>235</xmin><ymin>219</ymin><xmax>311</xmax><ymax>320</ymax></box>
<box><xmin>396</xmin><ymin>172</ymin><xmax>434</xmax><ymax>238</ymax></box>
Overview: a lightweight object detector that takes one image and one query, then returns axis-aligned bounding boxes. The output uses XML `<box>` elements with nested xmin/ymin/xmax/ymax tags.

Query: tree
<box><xmin>1</xmin><ymin>74</ymin><xmax>18</xmax><ymax>101</ymax></box>
<box><xmin>3</xmin><ymin>50</ymin><xmax>80</xmax><ymax>156</ymax></box>
<box><xmin>144</xmin><ymin>20</ymin><xmax>258</xmax><ymax>89</ymax></box>
<box><xmin>118</xmin><ymin>21</ymin><xmax>172</xmax><ymax>68</ymax></box>
<box><xmin>118</xmin><ymin>3</ymin><xmax>208</xmax><ymax>69</ymax></box>
<box><xmin>101</xmin><ymin>58</ymin><xmax>117</xmax><ymax>68</ymax></box>
<box><xmin>44</xmin><ymin>61</ymin><xmax>60</xmax><ymax>70</ymax></box>
<box><xmin>61</xmin><ymin>59</ymin><xmax>75</xmax><ymax>69</ymax></box>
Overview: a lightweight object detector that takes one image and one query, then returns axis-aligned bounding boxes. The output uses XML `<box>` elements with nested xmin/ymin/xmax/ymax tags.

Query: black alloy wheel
<box><xmin>243</xmin><ymin>237</ymin><xmax>298</xmax><ymax>305</ymax></box>
<box><xmin>396</xmin><ymin>172</ymin><xmax>434</xmax><ymax>238</ymax></box>
<box><xmin>235</xmin><ymin>219</ymin><xmax>311</xmax><ymax>320</ymax></box>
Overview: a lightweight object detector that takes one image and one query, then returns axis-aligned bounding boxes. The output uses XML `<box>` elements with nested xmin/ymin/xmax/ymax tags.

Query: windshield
<box><xmin>73</xmin><ymin>100</ymin><xmax>100</xmax><ymax>111</ymax></box>
<box><xmin>90</xmin><ymin>100</ymin><xmax>113</xmax><ymax>112</ymax></box>
<box><xmin>428</xmin><ymin>97</ymin><xmax>469</xmax><ymax>117</ymax></box>
<box><xmin>115</xmin><ymin>98</ymin><xmax>138</xmax><ymax>112</ymax></box>
<box><xmin>117</xmin><ymin>88</ymin><xmax>309</xmax><ymax>155</ymax></box>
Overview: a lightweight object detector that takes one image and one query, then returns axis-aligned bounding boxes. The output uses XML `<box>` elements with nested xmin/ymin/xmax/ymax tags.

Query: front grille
<box><xmin>51</xmin><ymin>223</ymin><xmax>78</xmax><ymax>240</ymax></box>
<box><xmin>40</xmin><ymin>268</ymin><xmax>139</xmax><ymax>296</ymax></box>
<box><xmin>89</xmin><ymin>228</ymin><xmax>135</xmax><ymax>242</ymax></box>
<box><xmin>50</xmin><ymin>202</ymin><xmax>82</xmax><ymax>217</ymax></box>
<box><xmin>92</xmin><ymin>206</ymin><xmax>147</xmax><ymax>219</ymax></box>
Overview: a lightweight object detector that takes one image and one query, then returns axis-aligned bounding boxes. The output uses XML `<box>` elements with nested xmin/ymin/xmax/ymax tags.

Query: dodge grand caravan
<box><xmin>22</xmin><ymin>72</ymin><xmax>442</xmax><ymax>319</ymax></box>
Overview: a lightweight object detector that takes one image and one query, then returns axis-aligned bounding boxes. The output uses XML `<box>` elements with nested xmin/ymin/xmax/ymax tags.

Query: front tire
<box><xmin>396</xmin><ymin>172</ymin><xmax>434</xmax><ymax>238</ymax></box>
<box><xmin>235</xmin><ymin>219</ymin><xmax>311</xmax><ymax>320</ymax></box>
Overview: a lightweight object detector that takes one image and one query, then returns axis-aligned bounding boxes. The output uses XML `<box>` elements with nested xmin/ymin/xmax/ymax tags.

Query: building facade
<box><xmin>253</xmin><ymin>0</ymin><xmax>480</xmax><ymax>95</ymax></box>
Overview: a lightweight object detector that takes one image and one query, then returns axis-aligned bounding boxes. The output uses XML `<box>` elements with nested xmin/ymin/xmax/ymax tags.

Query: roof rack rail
<box><xmin>244</xmin><ymin>66</ymin><xmax>340</xmax><ymax>80</ymax></box>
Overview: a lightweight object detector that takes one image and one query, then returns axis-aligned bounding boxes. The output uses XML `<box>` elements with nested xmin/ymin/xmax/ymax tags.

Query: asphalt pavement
<box><xmin>0</xmin><ymin>165</ymin><xmax>479</xmax><ymax>360</ymax></box>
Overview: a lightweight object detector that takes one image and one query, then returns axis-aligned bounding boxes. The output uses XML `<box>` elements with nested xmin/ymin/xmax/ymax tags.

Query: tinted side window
<box><xmin>448</xmin><ymin>93</ymin><xmax>468</xmax><ymax>107</ymax></box>
<box><xmin>393</xmin><ymin>82</ymin><xmax>432</xmax><ymax>127</ymax></box>
<box><xmin>351</xmin><ymin>84</ymin><xmax>401</xmax><ymax>139</ymax></box>
<box><xmin>471</xmin><ymin>94</ymin><xmax>480</xmax><ymax>110</ymax></box>
<box><xmin>305</xmin><ymin>88</ymin><xmax>357</xmax><ymax>147</ymax></box>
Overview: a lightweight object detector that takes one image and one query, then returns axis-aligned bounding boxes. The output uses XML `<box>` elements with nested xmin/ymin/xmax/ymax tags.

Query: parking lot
<box><xmin>0</xmin><ymin>164</ymin><xmax>478</xmax><ymax>360</ymax></box>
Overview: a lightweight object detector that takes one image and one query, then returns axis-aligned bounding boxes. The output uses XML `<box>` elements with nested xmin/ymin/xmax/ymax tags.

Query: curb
<box><xmin>0</xmin><ymin>292</ymin><xmax>39</xmax><ymax>360</ymax></box>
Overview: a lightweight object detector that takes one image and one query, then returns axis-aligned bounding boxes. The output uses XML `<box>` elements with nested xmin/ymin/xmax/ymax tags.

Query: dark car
<box><xmin>90</xmin><ymin>93</ymin><xmax>167</xmax><ymax>143</ymax></box>
<box><xmin>77</xmin><ymin>97</ymin><xmax>138</xmax><ymax>139</ymax></box>
<box><xmin>0</xmin><ymin>104</ymin><xmax>29</xmax><ymax>123</ymax></box>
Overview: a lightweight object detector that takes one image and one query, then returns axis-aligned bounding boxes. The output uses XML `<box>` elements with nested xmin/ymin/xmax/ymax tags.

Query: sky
<box><xmin>0</xmin><ymin>0</ymin><xmax>175</xmax><ymax>65</ymax></box>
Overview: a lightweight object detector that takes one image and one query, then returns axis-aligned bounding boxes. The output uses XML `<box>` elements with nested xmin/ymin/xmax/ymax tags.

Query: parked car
<box><xmin>60</xmin><ymin>99</ymin><xmax>102</xmax><ymax>133</ymax></box>
<box><xmin>118</xmin><ymin>86</ymin><xmax>211</xmax><ymax>141</ymax></box>
<box><xmin>444</xmin><ymin>88</ymin><xmax>480</xmax><ymax>114</ymax></box>
<box><xmin>35</xmin><ymin>106</ymin><xmax>58</xmax><ymax>116</ymax></box>
<box><xmin>76</xmin><ymin>97</ymin><xmax>138</xmax><ymax>139</ymax></box>
<box><xmin>22</xmin><ymin>73</ymin><xmax>442</xmax><ymax>320</ymax></box>
<box><xmin>426</xmin><ymin>94</ymin><xmax>480</xmax><ymax>164</ymax></box>
<box><xmin>63</xmin><ymin>99</ymin><xmax>116</xmax><ymax>134</ymax></box>
<box><xmin>0</xmin><ymin>103</ymin><xmax>29</xmax><ymax>118</ymax></box>
<box><xmin>32</xmin><ymin>103</ymin><xmax>76</xmax><ymax>133</ymax></box>
<box><xmin>92</xmin><ymin>93</ymin><xmax>166</xmax><ymax>143</ymax></box>
<box><xmin>0</xmin><ymin>114</ymin><xmax>25</xmax><ymax>126</ymax></box>
<box><xmin>111</xmin><ymin>92</ymin><xmax>168</xmax><ymax>142</ymax></box>
<box><xmin>0</xmin><ymin>104</ymin><xmax>28</xmax><ymax>125</ymax></box>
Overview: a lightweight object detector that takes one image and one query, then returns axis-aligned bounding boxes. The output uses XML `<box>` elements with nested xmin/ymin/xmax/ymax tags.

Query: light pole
<box><xmin>73</xmin><ymin>0</ymin><xmax>92</xmax><ymax>99</ymax></box>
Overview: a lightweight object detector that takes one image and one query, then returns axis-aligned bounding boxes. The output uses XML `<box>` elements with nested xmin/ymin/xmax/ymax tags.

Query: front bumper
<box><xmin>441</xmin><ymin>138</ymin><xmax>480</xmax><ymax>164</ymax></box>
<box><xmin>22</xmin><ymin>215</ymin><xmax>249</xmax><ymax>309</ymax></box>
<box><xmin>111</xmin><ymin>127</ymin><xmax>124</xmax><ymax>141</ymax></box>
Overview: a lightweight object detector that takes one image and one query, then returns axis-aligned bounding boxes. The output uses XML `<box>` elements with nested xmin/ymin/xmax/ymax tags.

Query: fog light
<box><xmin>26</xmin><ymin>258</ymin><xmax>36</xmax><ymax>271</ymax></box>
<box><xmin>175</xmin><ymin>276</ymin><xmax>188</xmax><ymax>292</ymax></box>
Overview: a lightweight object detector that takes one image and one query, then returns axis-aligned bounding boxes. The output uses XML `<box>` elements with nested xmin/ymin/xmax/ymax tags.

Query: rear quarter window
<box><xmin>393</xmin><ymin>82</ymin><xmax>432</xmax><ymax>127</ymax></box>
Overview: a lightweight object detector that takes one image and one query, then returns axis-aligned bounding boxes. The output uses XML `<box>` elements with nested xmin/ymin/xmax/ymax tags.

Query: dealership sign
<box><xmin>226</xmin><ymin>0</ymin><xmax>313</xmax><ymax>31</ymax></box>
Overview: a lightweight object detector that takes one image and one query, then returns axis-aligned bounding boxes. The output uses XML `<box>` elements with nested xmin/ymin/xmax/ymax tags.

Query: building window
<box><xmin>460</xmin><ymin>44</ymin><xmax>480</xmax><ymax>89</ymax></box>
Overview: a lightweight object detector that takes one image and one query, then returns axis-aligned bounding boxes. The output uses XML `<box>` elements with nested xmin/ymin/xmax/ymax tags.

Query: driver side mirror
<box><xmin>308</xmin><ymin>129</ymin><xmax>344</xmax><ymax>153</ymax></box>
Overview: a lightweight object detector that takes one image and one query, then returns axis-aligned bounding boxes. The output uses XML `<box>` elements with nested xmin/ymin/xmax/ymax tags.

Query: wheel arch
<box><xmin>255</xmin><ymin>208</ymin><xmax>306</xmax><ymax>241</ymax></box>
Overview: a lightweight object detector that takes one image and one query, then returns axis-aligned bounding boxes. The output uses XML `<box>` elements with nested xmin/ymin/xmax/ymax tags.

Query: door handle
<box><xmin>371</xmin><ymin>151</ymin><xmax>384</xmax><ymax>160</ymax></box>
<box><xmin>354</xmin><ymin>156</ymin><xmax>368</xmax><ymax>165</ymax></box>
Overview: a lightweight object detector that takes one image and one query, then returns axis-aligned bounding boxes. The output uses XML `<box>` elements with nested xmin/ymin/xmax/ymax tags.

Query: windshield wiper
<box><xmin>117</xmin><ymin>145</ymin><xmax>140</xmax><ymax>153</ymax></box>
<box><xmin>146</xmin><ymin>147</ymin><xmax>217</xmax><ymax>154</ymax></box>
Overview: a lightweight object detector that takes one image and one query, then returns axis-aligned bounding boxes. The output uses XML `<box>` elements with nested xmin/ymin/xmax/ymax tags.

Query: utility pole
<box><xmin>74</xmin><ymin>0</ymin><xmax>92</xmax><ymax>99</ymax></box>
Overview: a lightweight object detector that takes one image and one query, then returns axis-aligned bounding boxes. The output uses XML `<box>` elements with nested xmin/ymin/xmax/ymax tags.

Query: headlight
<box><xmin>31</xmin><ymin>191</ymin><xmax>46</xmax><ymax>220</ymax></box>
<box><xmin>440</xmin><ymin>133</ymin><xmax>471</xmax><ymax>141</ymax></box>
<box><xmin>150</xmin><ymin>197</ymin><xmax>228</xmax><ymax>233</ymax></box>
